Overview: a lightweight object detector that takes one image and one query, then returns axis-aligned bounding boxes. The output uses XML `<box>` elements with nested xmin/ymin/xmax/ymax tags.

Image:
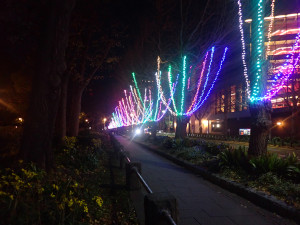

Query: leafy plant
<box><xmin>218</xmin><ymin>147</ymin><xmax>249</xmax><ymax>170</ymax></box>
<box><xmin>249</xmin><ymin>153</ymin><xmax>300</xmax><ymax>180</ymax></box>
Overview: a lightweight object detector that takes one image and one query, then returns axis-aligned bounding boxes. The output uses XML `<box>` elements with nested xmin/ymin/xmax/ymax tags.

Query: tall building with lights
<box><xmin>187</xmin><ymin>12</ymin><xmax>300</xmax><ymax>138</ymax></box>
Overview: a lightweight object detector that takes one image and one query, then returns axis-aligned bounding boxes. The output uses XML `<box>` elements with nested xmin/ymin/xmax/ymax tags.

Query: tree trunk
<box><xmin>55</xmin><ymin>71</ymin><xmax>71</xmax><ymax>140</ymax></box>
<box><xmin>20</xmin><ymin>0</ymin><xmax>75</xmax><ymax>170</ymax></box>
<box><xmin>150</xmin><ymin>121</ymin><xmax>157</xmax><ymax>139</ymax></box>
<box><xmin>248</xmin><ymin>101</ymin><xmax>272</xmax><ymax>156</ymax></box>
<box><xmin>175</xmin><ymin>116</ymin><xmax>189</xmax><ymax>139</ymax></box>
<box><xmin>67</xmin><ymin>81</ymin><xmax>84</xmax><ymax>137</ymax></box>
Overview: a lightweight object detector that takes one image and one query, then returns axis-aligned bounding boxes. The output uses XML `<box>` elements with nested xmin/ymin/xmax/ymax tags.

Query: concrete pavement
<box><xmin>115</xmin><ymin>135</ymin><xmax>296</xmax><ymax>225</ymax></box>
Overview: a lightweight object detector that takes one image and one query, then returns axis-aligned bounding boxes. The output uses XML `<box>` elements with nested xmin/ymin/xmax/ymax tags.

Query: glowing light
<box><xmin>187</xmin><ymin>47</ymin><xmax>228</xmax><ymax>115</ymax></box>
<box><xmin>251</xmin><ymin>0</ymin><xmax>265</xmax><ymax>101</ymax></box>
<box><xmin>257</xmin><ymin>32</ymin><xmax>300</xmax><ymax>101</ymax></box>
<box><xmin>168</xmin><ymin>65</ymin><xmax>178</xmax><ymax>115</ymax></box>
<box><xmin>180</xmin><ymin>56</ymin><xmax>187</xmax><ymax>115</ymax></box>
<box><xmin>132</xmin><ymin>72</ymin><xmax>144</xmax><ymax>107</ymax></box>
<box><xmin>135</xmin><ymin>128</ymin><xmax>141</xmax><ymax>135</ymax></box>
<box><xmin>245</xmin><ymin>13</ymin><xmax>300</xmax><ymax>23</ymax></box>
<box><xmin>187</xmin><ymin>51</ymin><xmax>209</xmax><ymax>113</ymax></box>
<box><xmin>237</xmin><ymin>0</ymin><xmax>251</xmax><ymax>99</ymax></box>
<box><xmin>266</xmin><ymin>0</ymin><xmax>276</xmax><ymax>57</ymax></box>
<box><xmin>276</xmin><ymin>121</ymin><xmax>282</xmax><ymax>126</ymax></box>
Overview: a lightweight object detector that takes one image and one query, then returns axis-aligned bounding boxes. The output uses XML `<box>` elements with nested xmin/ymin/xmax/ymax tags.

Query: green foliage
<box><xmin>218</xmin><ymin>147</ymin><xmax>249</xmax><ymax>170</ymax></box>
<box><xmin>252</xmin><ymin>172</ymin><xmax>300</xmax><ymax>204</ymax></box>
<box><xmin>204</xmin><ymin>142</ymin><xmax>230</xmax><ymax>156</ymax></box>
<box><xmin>249</xmin><ymin>153</ymin><xmax>300</xmax><ymax>180</ymax></box>
<box><xmin>0</xmin><ymin>132</ymin><xmax>118</xmax><ymax>225</ymax></box>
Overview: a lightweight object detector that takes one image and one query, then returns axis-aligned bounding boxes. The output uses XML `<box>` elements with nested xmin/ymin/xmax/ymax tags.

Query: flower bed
<box><xmin>0</xmin><ymin>131</ymin><xmax>138</xmax><ymax>225</ymax></box>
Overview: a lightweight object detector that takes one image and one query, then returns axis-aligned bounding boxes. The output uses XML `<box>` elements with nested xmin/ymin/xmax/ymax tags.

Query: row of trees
<box><xmin>4</xmin><ymin>0</ymin><xmax>129</xmax><ymax>170</ymax></box>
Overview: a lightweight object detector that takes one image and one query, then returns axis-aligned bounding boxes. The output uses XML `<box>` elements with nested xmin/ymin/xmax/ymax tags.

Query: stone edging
<box><xmin>132</xmin><ymin>139</ymin><xmax>300</xmax><ymax>224</ymax></box>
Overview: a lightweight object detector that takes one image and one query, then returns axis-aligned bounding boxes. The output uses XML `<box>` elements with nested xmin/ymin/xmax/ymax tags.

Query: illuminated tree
<box><xmin>237</xmin><ymin>0</ymin><xmax>300</xmax><ymax>155</ymax></box>
<box><xmin>155</xmin><ymin>48</ymin><xmax>228</xmax><ymax>139</ymax></box>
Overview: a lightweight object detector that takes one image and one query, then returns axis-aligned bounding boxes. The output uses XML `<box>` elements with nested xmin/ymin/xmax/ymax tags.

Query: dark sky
<box><xmin>82</xmin><ymin>0</ymin><xmax>300</xmax><ymax>117</ymax></box>
<box><xmin>0</xmin><ymin>0</ymin><xmax>299</xmax><ymax>120</ymax></box>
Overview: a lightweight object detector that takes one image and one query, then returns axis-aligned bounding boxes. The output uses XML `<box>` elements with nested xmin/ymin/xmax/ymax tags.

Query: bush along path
<box><xmin>132</xmin><ymin>134</ymin><xmax>300</xmax><ymax>223</ymax></box>
<box><xmin>0</xmin><ymin>131</ymin><xmax>138</xmax><ymax>225</ymax></box>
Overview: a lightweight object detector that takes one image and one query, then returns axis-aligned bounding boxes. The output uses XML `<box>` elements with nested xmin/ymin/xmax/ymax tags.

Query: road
<box><xmin>115</xmin><ymin>135</ymin><xmax>295</xmax><ymax>225</ymax></box>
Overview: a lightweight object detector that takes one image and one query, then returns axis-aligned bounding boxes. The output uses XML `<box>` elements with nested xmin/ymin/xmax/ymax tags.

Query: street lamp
<box><xmin>276</xmin><ymin>121</ymin><xmax>283</xmax><ymax>126</ymax></box>
<box><xmin>103</xmin><ymin>118</ymin><xmax>107</xmax><ymax>130</ymax></box>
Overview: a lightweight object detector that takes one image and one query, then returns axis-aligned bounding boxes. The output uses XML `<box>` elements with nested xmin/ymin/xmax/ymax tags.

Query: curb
<box><xmin>131</xmin><ymin>138</ymin><xmax>300</xmax><ymax>224</ymax></box>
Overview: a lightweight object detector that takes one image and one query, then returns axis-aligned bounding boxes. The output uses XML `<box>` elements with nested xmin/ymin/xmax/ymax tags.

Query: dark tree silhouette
<box><xmin>20</xmin><ymin>0</ymin><xmax>75</xmax><ymax>169</ymax></box>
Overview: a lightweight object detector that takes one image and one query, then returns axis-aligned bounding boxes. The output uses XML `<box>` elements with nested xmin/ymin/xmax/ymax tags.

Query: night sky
<box><xmin>81</xmin><ymin>0</ymin><xmax>300</xmax><ymax>117</ymax></box>
<box><xmin>0</xmin><ymin>0</ymin><xmax>299</xmax><ymax>121</ymax></box>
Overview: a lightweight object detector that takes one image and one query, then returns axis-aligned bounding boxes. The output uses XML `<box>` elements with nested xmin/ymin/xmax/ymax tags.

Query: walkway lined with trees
<box><xmin>115</xmin><ymin>135</ymin><xmax>295</xmax><ymax>225</ymax></box>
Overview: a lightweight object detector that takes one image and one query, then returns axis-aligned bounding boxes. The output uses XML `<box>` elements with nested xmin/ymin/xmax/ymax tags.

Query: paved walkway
<box><xmin>115</xmin><ymin>135</ymin><xmax>295</xmax><ymax>225</ymax></box>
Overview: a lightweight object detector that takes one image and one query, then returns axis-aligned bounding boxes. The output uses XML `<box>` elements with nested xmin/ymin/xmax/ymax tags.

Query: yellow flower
<box><xmin>93</xmin><ymin>196</ymin><xmax>103</xmax><ymax>207</ymax></box>
<box><xmin>52</xmin><ymin>184</ymin><xmax>59</xmax><ymax>190</ymax></box>
<box><xmin>50</xmin><ymin>192</ymin><xmax>55</xmax><ymax>198</ymax></box>
<box><xmin>68</xmin><ymin>198</ymin><xmax>74</xmax><ymax>207</ymax></box>
<box><xmin>21</xmin><ymin>169</ymin><xmax>37</xmax><ymax>179</ymax></box>
<box><xmin>84</xmin><ymin>205</ymin><xmax>88</xmax><ymax>213</ymax></box>
<box><xmin>9</xmin><ymin>195</ymin><xmax>14</xmax><ymax>200</ymax></box>
<box><xmin>58</xmin><ymin>203</ymin><xmax>65</xmax><ymax>210</ymax></box>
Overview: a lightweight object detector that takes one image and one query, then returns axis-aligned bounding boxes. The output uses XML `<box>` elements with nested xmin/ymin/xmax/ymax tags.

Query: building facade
<box><xmin>187</xmin><ymin>12</ymin><xmax>300</xmax><ymax>138</ymax></box>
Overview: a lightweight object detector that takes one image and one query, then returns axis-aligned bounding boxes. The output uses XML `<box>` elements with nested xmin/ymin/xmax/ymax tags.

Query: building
<box><xmin>187</xmin><ymin>12</ymin><xmax>300</xmax><ymax>139</ymax></box>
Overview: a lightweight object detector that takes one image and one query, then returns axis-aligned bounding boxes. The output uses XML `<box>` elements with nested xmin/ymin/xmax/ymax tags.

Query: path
<box><xmin>115</xmin><ymin>135</ymin><xmax>295</xmax><ymax>225</ymax></box>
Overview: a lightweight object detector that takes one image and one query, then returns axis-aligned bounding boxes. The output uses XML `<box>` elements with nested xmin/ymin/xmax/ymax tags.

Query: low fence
<box><xmin>111</xmin><ymin>135</ymin><xmax>178</xmax><ymax>225</ymax></box>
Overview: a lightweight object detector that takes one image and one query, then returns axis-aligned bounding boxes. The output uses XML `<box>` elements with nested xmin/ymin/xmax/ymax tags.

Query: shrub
<box><xmin>162</xmin><ymin>137</ymin><xmax>174</xmax><ymax>149</ymax></box>
<box><xmin>218</xmin><ymin>147</ymin><xmax>249</xmax><ymax>170</ymax></box>
<box><xmin>249</xmin><ymin>153</ymin><xmax>300</xmax><ymax>179</ymax></box>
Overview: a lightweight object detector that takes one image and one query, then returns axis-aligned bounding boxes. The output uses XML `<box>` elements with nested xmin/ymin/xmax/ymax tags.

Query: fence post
<box><xmin>144</xmin><ymin>192</ymin><xmax>178</xmax><ymax>225</ymax></box>
<box><xmin>126</xmin><ymin>162</ymin><xmax>142</xmax><ymax>190</ymax></box>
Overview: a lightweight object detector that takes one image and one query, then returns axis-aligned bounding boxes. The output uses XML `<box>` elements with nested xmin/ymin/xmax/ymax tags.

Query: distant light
<box><xmin>202</xmin><ymin>120</ymin><xmax>208</xmax><ymax>127</ymax></box>
<box><xmin>103</xmin><ymin>118</ymin><xmax>107</xmax><ymax>122</ymax></box>
<box><xmin>18</xmin><ymin>117</ymin><xmax>23</xmax><ymax>122</ymax></box>
<box><xmin>85</xmin><ymin>119</ymin><xmax>89</xmax><ymax>122</ymax></box>
<box><xmin>135</xmin><ymin>128</ymin><xmax>141</xmax><ymax>135</ymax></box>
<box><xmin>89</xmin><ymin>127</ymin><xmax>91</xmax><ymax>130</ymax></box>
<box><xmin>276</xmin><ymin>121</ymin><xmax>283</xmax><ymax>126</ymax></box>
<box><xmin>216</xmin><ymin>124</ymin><xmax>220</xmax><ymax>128</ymax></box>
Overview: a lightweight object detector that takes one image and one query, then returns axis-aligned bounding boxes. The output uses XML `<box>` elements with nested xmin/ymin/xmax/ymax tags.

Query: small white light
<box><xmin>135</xmin><ymin>128</ymin><xmax>141</xmax><ymax>135</ymax></box>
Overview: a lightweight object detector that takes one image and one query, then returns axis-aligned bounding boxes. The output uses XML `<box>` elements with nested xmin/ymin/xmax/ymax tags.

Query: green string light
<box><xmin>132</xmin><ymin>72</ymin><xmax>145</xmax><ymax>107</ymax></box>
<box><xmin>168</xmin><ymin>65</ymin><xmax>178</xmax><ymax>114</ymax></box>
<box><xmin>251</xmin><ymin>0</ymin><xmax>265</xmax><ymax>102</ymax></box>
<box><xmin>180</xmin><ymin>56</ymin><xmax>187</xmax><ymax>115</ymax></box>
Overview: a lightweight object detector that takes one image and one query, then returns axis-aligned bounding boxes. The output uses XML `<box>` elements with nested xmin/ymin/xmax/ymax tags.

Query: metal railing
<box><xmin>120</xmin><ymin>148</ymin><xmax>177</xmax><ymax>225</ymax></box>
<box><xmin>110</xmin><ymin>135</ymin><xmax>177</xmax><ymax>225</ymax></box>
